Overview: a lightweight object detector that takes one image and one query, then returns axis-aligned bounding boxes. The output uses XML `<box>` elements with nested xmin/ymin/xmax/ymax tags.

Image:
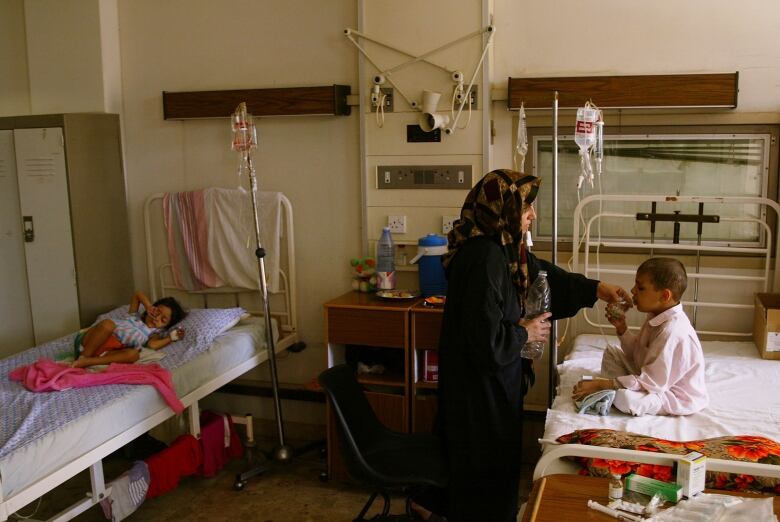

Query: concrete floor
<box><xmin>17</xmin><ymin>416</ymin><xmax>544</xmax><ymax>522</ymax></box>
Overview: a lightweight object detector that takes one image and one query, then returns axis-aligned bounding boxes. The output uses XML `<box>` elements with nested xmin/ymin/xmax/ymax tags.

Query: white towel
<box><xmin>206</xmin><ymin>188</ymin><xmax>281</xmax><ymax>293</ymax></box>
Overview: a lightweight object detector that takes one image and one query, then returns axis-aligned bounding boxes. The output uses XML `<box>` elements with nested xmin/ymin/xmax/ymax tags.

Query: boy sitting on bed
<box><xmin>572</xmin><ymin>257</ymin><xmax>709</xmax><ymax>416</ymax></box>
<box><xmin>72</xmin><ymin>291</ymin><xmax>186</xmax><ymax>368</ymax></box>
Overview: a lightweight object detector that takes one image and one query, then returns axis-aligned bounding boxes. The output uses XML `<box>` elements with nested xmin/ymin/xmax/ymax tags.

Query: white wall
<box><xmin>0</xmin><ymin>0</ymin><xmax>31</xmax><ymax>116</ymax></box>
<box><xmin>24</xmin><ymin>0</ymin><xmax>106</xmax><ymax>113</ymax></box>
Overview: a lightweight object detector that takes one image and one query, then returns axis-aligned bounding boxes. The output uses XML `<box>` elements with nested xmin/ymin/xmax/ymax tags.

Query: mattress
<box><xmin>543</xmin><ymin>334</ymin><xmax>780</xmax><ymax>448</ymax></box>
<box><xmin>0</xmin><ymin>316</ymin><xmax>276</xmax><ymax>500</ymax></box>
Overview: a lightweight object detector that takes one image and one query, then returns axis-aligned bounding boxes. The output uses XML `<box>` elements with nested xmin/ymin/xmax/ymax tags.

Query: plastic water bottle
<box><xmin>521</xmin><ymin>270</ymin><xmax>551</xmax><ymax>359</ymax></box>
<box><xmin>376</xmin><ymin>227</ymin><xmax>396</xmax><ymax>290</ymax></box>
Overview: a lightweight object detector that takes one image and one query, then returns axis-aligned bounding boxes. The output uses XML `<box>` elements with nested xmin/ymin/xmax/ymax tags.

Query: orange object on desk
<box><xmin>521</xmin><ymin>474</ymin><xmax>780</xmax><ymax>521</ymax></box>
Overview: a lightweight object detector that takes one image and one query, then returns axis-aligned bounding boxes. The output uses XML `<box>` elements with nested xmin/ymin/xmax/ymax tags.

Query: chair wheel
<box><xmin>234</xmin><ymin>480</ymin><xmax>246</xmax><ymax>491</ymax></box>
<box><xmin>319</xmin><ymin>471</ymin><xmax>329</xmax><ymax>482</ymax></box>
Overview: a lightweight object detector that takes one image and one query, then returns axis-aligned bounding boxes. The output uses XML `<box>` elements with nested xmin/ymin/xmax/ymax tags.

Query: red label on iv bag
<box><xmin>576</xmin><ymin>120</ymin><xmax>593</xmax><ymax>134</ymax></box>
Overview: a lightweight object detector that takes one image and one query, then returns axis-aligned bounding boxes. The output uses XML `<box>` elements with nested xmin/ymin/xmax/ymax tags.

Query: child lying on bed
<box><xmin>72</xmin><ymin>291</ymin><xmax>187</xmax><ymax>368</ymax></box>
<box><xmin>572</xmin><ymin>257</ymin><xmax>709</xmax><ymax>416</ymax></box>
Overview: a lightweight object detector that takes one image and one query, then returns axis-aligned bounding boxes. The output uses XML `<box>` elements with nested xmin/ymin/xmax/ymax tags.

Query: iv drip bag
<box><xmin>515</xmin><ymin>103</ymin><xmax>528</xmax><ymax>173</ymax></box>
<box><xmin>574</xmin><ymin>104</ymin><xmax>598</xmax><ymax>188</ymax></box>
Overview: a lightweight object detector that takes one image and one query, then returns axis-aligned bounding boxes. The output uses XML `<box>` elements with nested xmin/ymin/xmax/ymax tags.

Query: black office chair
<box><xmin>318</xmin><ymin>364</ymin><xmax>448</xmax><ymax>522</ymax></box>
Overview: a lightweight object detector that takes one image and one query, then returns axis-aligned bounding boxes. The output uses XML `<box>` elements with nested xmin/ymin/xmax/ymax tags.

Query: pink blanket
<box><xmin>10</xmin><ymin>358</ymin><xmax>184</xmax><ymax>414</ymax></box>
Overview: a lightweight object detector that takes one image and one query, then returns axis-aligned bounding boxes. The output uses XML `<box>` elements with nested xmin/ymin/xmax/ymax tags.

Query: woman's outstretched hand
<box><xmin>519</xmin><ymin>311</ymin><xmax>552</xmax><ymax>343</ymax></box>
<box><xmin>597</xmin><ymin>282</ymin><xmax>631</xmax><ymax>306</ymax></box>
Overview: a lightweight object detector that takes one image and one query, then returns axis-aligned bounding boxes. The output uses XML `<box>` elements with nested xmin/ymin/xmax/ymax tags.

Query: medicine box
<box><xmin>753</xmin><ymin>293</ymin><xmax>780</xmax><ymax>360</ymax></box>
<box><xmin>625</xmin><ymin>474</ymin><xmax>682</xmax><ymax>503</ymax></box>
<box><xmin>676</xmin><ymin>451</ymin><xmax>706</xmax><ymax>498</ymax></box>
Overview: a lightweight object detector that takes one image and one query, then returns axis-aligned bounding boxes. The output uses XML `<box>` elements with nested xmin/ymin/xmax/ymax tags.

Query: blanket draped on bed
<box><xmin>163</xmin><ymin>188</ymin><xmax>282</xmax><ymax>292</ymax></box>
<box><xmin>9</xmin><ymin>359</ymin><xmax>184</xmax><ymax>414</ymax></box>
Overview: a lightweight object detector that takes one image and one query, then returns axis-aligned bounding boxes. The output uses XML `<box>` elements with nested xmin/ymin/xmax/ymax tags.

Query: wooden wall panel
<box><xmin>163</xmin><ymin>84</ymin><xmax>351</xmax><ymax>119</ymax></box>
<box><xmin>507</xmin><ymin>73</ymin><xmax>738</xmax><ymax>110</ymax></box>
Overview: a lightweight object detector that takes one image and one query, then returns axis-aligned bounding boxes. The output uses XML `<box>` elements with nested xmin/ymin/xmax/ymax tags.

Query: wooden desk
<box><xmin>323</xmin><ymin>291</ymin><xmax>419</xmax><ymax>481</ymax></box>
<box><xmin>522</xmin><ymin>474</ymin><xmax>780</xmax><ymax>521</ymax></box>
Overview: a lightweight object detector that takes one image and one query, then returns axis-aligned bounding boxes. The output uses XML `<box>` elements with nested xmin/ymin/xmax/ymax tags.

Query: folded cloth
<box><xmin>99</xmin><ymin>461</ymin><xmax>150</xmax><ymax>521</ymax></box>
<box><xmin>575</xmin><ymin>389</ymin><xmax>616</xmax><ymax>416</ymax></box>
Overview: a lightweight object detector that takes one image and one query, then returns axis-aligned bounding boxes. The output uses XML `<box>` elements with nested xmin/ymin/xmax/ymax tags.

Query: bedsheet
<box><xmin>543</xmin><ymin>334</ymin><xmax>780</xmax><ymax>449</ymax></box>
<box><xmin>0</xmin><ymin>314</ymin><xmax>275</xmax><ymax>500</ymax></box>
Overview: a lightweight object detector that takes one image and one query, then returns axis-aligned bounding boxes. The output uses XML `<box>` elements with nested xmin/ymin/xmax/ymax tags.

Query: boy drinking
<box><xmin>572</xmin><ymin>258</ymin><xmax>708</xmax><ymax>416</ymax></box>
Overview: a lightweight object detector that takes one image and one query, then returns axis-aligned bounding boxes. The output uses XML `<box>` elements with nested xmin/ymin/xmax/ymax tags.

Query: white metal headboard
<box><xmin>572</xmin><ymin>194</ymin><xmax>780</xmax><ymax>337</ymax></box>
<box><xmin>142</xmin><ymin>191</ymin><xmax>298</xmax><ymax>335</ymax></box>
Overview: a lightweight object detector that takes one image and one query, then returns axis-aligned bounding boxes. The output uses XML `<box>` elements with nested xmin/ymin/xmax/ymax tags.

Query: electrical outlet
<box><xmin>388</xmin><ymin>215</ymin><xmax>406</xmax><ymax>234</ymax></box>
<box><xmin>371</xmin><ymin>88</ymin><xmax>394</xmax><ymax>112</ymax></box>
<box><xmin>442</xmin><ymin>215</ymin><xmax>459</xmax><ymax>234</ymax></box>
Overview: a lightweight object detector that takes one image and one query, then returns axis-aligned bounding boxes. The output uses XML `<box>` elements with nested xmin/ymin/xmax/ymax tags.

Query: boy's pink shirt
<box><xmin>617</xmin><ymin>303</ymin><xmax>709</xmax><ymax>415</ymax></box>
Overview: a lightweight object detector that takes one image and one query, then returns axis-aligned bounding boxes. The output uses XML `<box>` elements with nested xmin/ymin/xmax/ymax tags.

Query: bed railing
<box><xmin>143</xmin><ymin>191</ymin><xmax>298</xmax><ymax>334</ymax></box>
<box><xmin>572</xmin><ymin>194</ymin><xmax>780</xmax><ymax>337</ymax></box>
<box><xmin>534</xmin><ymin>443</ymin><xmax>780</xmax><ymax>481</ymax></box>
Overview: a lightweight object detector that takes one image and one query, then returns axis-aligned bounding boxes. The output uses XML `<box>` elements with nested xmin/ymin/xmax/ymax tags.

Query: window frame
<box><xmin>526</xmin><ymin>124</ymin><xmax>780</xmax><ymax>253</ymax></box>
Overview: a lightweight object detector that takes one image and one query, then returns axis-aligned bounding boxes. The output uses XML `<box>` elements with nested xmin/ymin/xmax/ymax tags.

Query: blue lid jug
<box><xmin>410</xmin><ymin>234</ymin><xmax>448</xmax><ymax>297</ymax></box>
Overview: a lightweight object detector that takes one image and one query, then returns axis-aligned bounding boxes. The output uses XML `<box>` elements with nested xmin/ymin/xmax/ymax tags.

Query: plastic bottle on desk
<box><xmin>521</xmin><ymin>270</ymin><xmax>551</xmax><ymax>359</ymax></box>
<box><xmin>376</xmin><ymin>227</ymin><xmax>396</xmax><ymax>290</ymax></box>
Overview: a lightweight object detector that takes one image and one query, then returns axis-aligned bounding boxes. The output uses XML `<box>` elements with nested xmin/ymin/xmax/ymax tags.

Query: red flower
<box><xmin>734</xmin><ymin>474</ymin><xmax>754</xmax><ymax>490</ymax></box>
<box><xmin>652</xmin><ymin>466</ymin><xmax>673</xmax><ymax>482</ymax></box>
<box><xmin>714</xmin><ymin>473</ymin><xmax>729</xmax><ymax>489</ymax></box>
<box><xmin>606</xmin><ymin>460</ymin><xmax>633</xmax><ymax>475</ymax></box>
<box><xmin>727</xmin><ymin>445</ymin><xmax>770</xmax><ymax>461</ymax></box>
<box><xmin>636</xmin><ymin>464</ymin><xmax>655</xmax><ymax>477</ymax></box>
<box><xmin>636</xmin><ymin>445</ymin><xmax>661</xmax><ymax>453</ymax></box>
<box><xmin>579</xmin><ymin>430</ymin><xmax>601</xmax><ymax>444</ymax></box>
<box><xmin>635</xmin><ymin>464</ymin><xmax>672</xmax><ymax>481</ymax></box>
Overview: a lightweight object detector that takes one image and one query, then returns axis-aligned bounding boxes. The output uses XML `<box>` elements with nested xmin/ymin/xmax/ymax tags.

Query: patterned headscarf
<box><xmin>442</xmin><ymin>169</ymin><xmax>541</xmax><ymax>308</ymax></box>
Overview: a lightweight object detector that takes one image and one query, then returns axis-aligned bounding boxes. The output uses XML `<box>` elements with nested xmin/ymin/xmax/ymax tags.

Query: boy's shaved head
<box><xmin>637</xmin><ymin>257</ymin><xmax>687</xmax><ymax>301</ymax></box>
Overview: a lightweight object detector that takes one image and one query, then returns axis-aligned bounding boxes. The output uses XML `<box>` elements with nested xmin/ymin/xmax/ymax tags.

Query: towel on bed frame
<box><xmin>163</xmin><ymin>188</ymin><xmax>281</xmax><ymax>293</ymax></box>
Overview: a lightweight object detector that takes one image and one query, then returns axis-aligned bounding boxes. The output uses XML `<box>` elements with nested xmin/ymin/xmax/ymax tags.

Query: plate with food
<box><xmin>376</xmin><ymin>289</ymin><xmax>419</xmax><ymax>300</ymax></box>
<box><xmin>423</xmin><ymin>295</ymin><xmax>446</xmax><ymax>307</ymax></box>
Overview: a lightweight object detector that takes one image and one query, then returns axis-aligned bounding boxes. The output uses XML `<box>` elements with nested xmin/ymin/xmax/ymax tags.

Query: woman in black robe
<box><xmin>435</xmin><ymin>169</ymin><xmax>629</xmax><ymax>522</ymax></box>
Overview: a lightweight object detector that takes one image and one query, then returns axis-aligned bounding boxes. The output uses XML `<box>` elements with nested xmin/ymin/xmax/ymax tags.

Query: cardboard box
<box><xmin>676</xmin><ymin>451</ymin><xmax>706</xmax><ymax>498</ymax></box>
<box><xmin>753</xmin><ymin>293</ymin><xmax>780</xmax><ymax>360</ymax></box>
<box><xmin>625</xmin><ymin>474</ymin><xmax>682</xmax><ymax>503</ymax></box>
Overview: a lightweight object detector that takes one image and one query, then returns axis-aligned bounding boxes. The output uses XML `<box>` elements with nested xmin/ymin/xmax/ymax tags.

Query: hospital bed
<box><xmin>534</xmin><ymin>194</ymin><xmax>780</xmax><ymax>482</ymax></box>
<box><xmin>0</xmin><ymin>192</ymin><xmax>300</xmax><ymax>521</ymax></box>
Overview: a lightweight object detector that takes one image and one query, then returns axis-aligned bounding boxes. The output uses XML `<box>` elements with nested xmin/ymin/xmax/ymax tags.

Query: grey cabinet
<box><xmin>0</xmin><ymin>114</ymin><xmax>133</xmax><ymax>355</ymax></box>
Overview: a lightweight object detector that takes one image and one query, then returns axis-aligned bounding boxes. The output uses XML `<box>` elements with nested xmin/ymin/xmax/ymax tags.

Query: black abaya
<box><xmin>437</xmin><ymin>236</ymin><xmax>598</xmax><ymax>522</ymax></box>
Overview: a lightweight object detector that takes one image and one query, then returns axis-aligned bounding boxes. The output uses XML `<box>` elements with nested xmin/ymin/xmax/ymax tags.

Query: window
<box><xmin>530</xmin><ymin>125</ymin><xmax>778</xmax><ymax>247</ymax></box>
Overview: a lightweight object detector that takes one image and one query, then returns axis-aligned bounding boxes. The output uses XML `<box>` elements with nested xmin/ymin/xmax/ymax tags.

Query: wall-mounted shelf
<box><xmin>162</xmin><ymin>85</ymin><xmax>352</xmax><ymax>119</ymax></box>
<box><xmin>507</xmin><ymin>73</ymin><xmax>738</xmax><ymax>110</ymax></box>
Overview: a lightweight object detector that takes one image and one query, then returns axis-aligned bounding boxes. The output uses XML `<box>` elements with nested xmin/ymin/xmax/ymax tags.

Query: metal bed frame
<box><xmin>0</xmin><ymin>192</ymin><xmax>300</xmax><ymax>521</ymax></box>
<box><xmin>534</xmin><ymin>193</ymin><xmax>780</xmax><ymax>480</ymax></box>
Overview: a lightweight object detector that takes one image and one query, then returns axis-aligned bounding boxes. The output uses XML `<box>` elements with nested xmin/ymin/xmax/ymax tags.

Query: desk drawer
<box><xmin>413</xmin><ymin>312</ymin><xmax>442</xmax><ymax>350</ymax></box>
<box><xmin>327</xmin><ymin>308</ymin><xmax>406</xmax><ymax>348</ymax></box>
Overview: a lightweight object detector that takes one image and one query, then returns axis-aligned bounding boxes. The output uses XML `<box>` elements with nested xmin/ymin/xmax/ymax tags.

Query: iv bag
<box><xmin>574</xmin><ymin>104</ymin><xmax>599</xmax><ymax>188</ymax></box>
<box><xmin>514</xmin><ymin>103</ymin><xmax>528</xmax><ymax>173</ymax></box>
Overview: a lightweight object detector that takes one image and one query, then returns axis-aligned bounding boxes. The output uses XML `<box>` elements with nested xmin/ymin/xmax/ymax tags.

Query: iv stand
<box><xmin>245</xmin><ymin>153</ymin><xmax>292</xmax><ymax>463</ymax></box>
<box><xmin>548</xmin><ymin>91</ymin><xmax>559</xmax><ymax>409</ymax></box>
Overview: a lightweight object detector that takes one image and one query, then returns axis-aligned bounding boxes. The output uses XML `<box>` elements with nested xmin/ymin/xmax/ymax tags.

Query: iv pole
<box><xmin>548</xmin><ymin>92</ymin><xmax>559</xmax><ymax>409</ymax></box>
<box><xmin>232</xmin><ymin>103</ymin><xmax>292</xmax><ymax>463</ymax></box>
